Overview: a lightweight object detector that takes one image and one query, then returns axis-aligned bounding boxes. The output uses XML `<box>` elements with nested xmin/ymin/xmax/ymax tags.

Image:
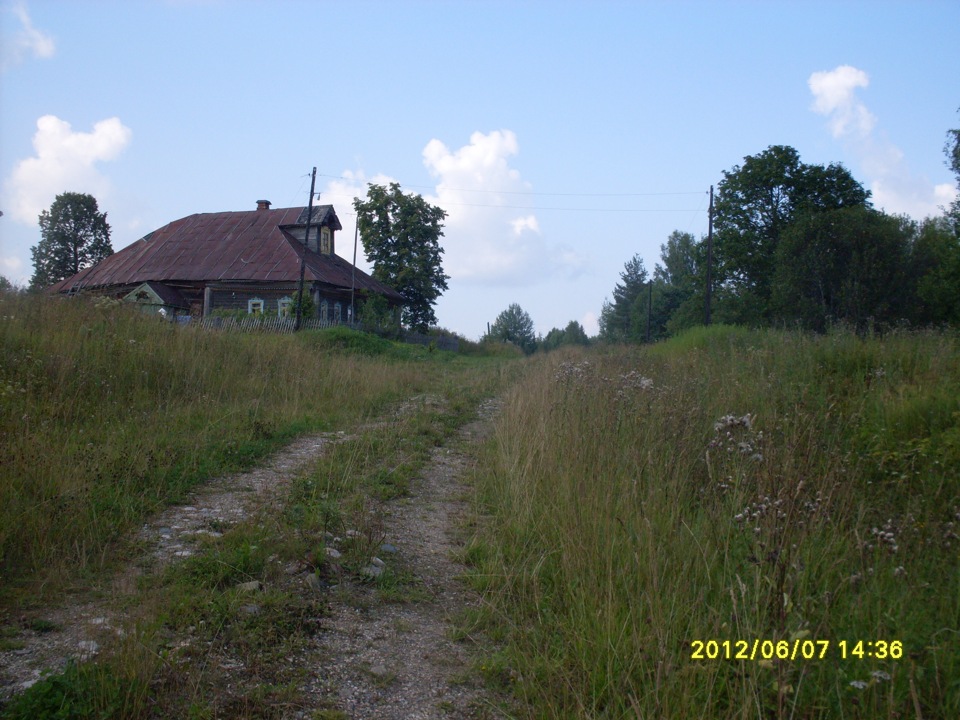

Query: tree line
<box><xmin>599</xmin><ymin>128</ymin><xmax>960</xmax><ymax>343</ymax></box>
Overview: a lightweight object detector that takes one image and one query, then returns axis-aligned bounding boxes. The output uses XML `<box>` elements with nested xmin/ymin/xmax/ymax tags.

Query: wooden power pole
<box><xmin>704</xmin><ymin>185</ymin><xmax>714</xmax><ymax>326</ymax></box>
<box><xmin>294</xmin><ymin>167</ymin><xmax>317</xmax><ymax>332</ymax></box>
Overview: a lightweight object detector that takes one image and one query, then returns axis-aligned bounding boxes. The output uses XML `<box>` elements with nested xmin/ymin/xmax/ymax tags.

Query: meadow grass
<box><xmin>1</xmin><ymin>292</ymin><xmax>511</xmax><ymax>718</ymax></box>
<box><xmin>0</xmin><ymin>292</ymin><xmax>492</xmax><ymax>605</ymax></box>
<box><xmin>465</xmin><ymin>325</ymin><xmax>959</xmax><ymax>719</ymax></box>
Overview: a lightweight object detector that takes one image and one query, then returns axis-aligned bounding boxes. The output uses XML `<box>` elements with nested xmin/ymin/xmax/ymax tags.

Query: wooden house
<box><xmin>49</xmin><ymin>201</ymin><xmax>403</xmax><ymax>322</ymax></box>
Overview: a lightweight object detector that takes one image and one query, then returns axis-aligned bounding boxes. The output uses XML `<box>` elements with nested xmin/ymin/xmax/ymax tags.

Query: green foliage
<box><xmin>713</xmin><ymin>145</ymin><xmax>871</xmax><ymax>324</ymax></box>
<box><xmin>772</xmin><ymin>206</ymin><xmax>913</xmax><ymax>331</ymax></box>
<box><xmin>0</xmin><ymin>660</ymin><xmax>146</xmax><ymax>720</ymax></box>
<box><xmin>358</xmin><ymin>292</ymin><xmax>399</xmax><ymax>337</ymax></box>
<box><xmin>30</xmin><ymin>193</ymin><xmax>113</xmax><ymax>291</ymax></box>
<box><xmin>289</xmin><ymin>288</ymin><xmax>315</xmax><ymax>320</ymax></box>
<box><xmin>486</xmin><ymin>303</ymin><xmax>537</xmax><ymax>354</ymax></box>
<box><xmin>912</xmin><ymin>217</ymin><xmax>960</xmax><ymax>324</ymax></box>
<box><xmin>541</xmin><ymin>320</ymin><xmax>590</xmax><ymax>352</ymax></box>
<box><xmin>945</xmin><ymin>108</ymin><xmax>960</xmax><ymax>231</ymax></box>
<box><xmin>602</xmin><ymin>132</ymin><xmax>960</xmax><ymax>341</ymax></box>
<box><xmin>353</xmin><ymin>182</ymin><xmax>449</xmax><ymax>332</ymax></box>
<box><xmin>599</xmin><ymin>254</ymin><xmax>649</xmax><ymax>342</ymax></box>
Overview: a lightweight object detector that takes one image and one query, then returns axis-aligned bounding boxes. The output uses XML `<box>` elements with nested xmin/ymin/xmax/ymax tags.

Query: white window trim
<box><xmin>248</xmin><ymin>298</ymin><xmax>264</xmax><ymax>315</ymax></box>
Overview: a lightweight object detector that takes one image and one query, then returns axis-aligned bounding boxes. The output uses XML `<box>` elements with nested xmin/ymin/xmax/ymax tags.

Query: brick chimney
<box><xmin>256</xmin><ymin>199</ymin><xmax>272</xmax><ymax>211</ymax></box>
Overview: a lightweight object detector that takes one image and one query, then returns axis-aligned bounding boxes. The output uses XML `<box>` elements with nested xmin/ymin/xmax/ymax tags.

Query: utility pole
<box><xmin>704</xmin><ymin>185</ymin><xmax>714</xmax><ymax>326</ymax></box>
<box><xmin>294</xmin><ymin>167</ymin><xmax>317</xmax><ymax>332</ymax></box>
<box><xmin>646</xmin><ymin>279</ymin><xmax>652</xmax><ymax>343</ymax></box>
<box><xmin>350</xmin><ymin>219</ymin><xmax>358</xmax><ymax>327</ymax></box>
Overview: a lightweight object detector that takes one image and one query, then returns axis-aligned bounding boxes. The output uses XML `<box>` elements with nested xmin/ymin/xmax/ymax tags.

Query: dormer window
<box><xmin>320</xmin><ymin>227</ymin><xmax>331</xmax><ymax>255</ymax></box>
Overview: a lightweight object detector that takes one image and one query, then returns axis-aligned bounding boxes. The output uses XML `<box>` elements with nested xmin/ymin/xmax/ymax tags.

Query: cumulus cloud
<box><xmin>4</xmin><ymin>115</ymin><xmax>133</xmax><ymax>224</ymax></box>
<box><xmin>422</xmin><ymin>130</ymin><xmax>582</xmax><ymax>284</ymax></box>
<box><xmin>326</xmin><ymin>131</ymin><xmax>583</xmax><ymax>285</ymax></box>
<box><xmin>1</xmin><ymin>1</ymin><xmax>55</xmax><ymax>71</ymax></box>
<box><xmin>808</xmin><ymin>65</ymin><xmax>957</xmax><ymax>219</ymax></box>
<box><xmin>809</xmin><ymin>65</ymin><xmax>876</xmax><ymax>139</ymax></box>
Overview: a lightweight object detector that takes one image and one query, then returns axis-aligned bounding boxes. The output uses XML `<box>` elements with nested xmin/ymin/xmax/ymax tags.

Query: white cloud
<box><xmin>1</xmin><ymin>1</ymin><xmax>55</xmax><ymax>71</ymax></box>
<box><xmin>581</xmin><ymin>310</ymin><xmax>599</xmax><ymax>337</ymax></box>
<box><xmin>809</xmin><ymin>65</ymin><xmax>876</xmax><ymax>139</ymax></box>
<box><xmin>510</xmin><ymin>215</ymin><xmax>539</xmax><ymax>236</ymax></box>
<box><xmin>326</xmin><ymin>131</ymin><xmax>584</xmax><ymax>286</ymax></box>
<box><xmin>4</xmin><ymin>115</ymin><xmax>133</xmax><ymax>224</ymax></box>
<box><xmin>422</xmin><ymin>129</ymin><xmax>583</xmax><ymax>285</ymax></box>
<box><xmin>808</xmin><ymin>66</ymin><xmax>955</xmax><ymax>220</ymax></box>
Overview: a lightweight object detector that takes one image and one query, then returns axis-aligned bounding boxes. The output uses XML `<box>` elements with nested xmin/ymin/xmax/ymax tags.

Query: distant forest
<box><xmin>596</xmin><ymin>133</ymin><xmax>960</xmax><ymax>344</ymax></box>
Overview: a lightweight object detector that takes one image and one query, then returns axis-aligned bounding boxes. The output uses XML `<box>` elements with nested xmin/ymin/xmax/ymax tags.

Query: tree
<box><xmin>30</xmin><ymin>192</ymin><xmax>112</xmax><ymax>290</ymax></box>
<box><xmin>599</xmin><ymin>254</ymin><xmax>649</xmax><ymax>342</ymax></box>
<box><xmin>487</xmin><ymin>303</ymin><xmax>536</xmax><ymax>354</ymax></box>
<box><xmin>946</xmin><ymin>109</ymin><xmax>960</xmax><ymax>233</ymax></box>
<box><xmin>772</xmin><ymin>206</ymin><xmax>912</xmax><ymax>331</ymax></box>
<box><xmin>713</xmin><ymin>146</ymin><xmax>870</xmax><ymax>324</ymax></box>
<box><xmin>288</xmin><ymin>288</ymin><xmax>315</xmax><ymax>320</ymax></box>
<box><xmin>354</xmin><ymin>182</ymin><xmax>449</xmax><ymax>332</ymax></box>
<box><xmin>652</xmin><ymin>230</ymin><xmax>702</xmax><ymax>338</ymax></box>
<box><xmin>541</xmin><ymin>320</ymin><xmax>590</xmax><ymax>352</ymax></box>
<box><xmin>909</xmin><ymin>216</ymin><xmax>960</xmax><ymax>325</ymax></box>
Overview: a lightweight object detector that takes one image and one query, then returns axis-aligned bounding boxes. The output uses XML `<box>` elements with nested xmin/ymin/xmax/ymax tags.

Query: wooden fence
<box><xmin>198</xmin><ymin>316</ymin><xmax>340</xmax><ymax>332</ymax></box>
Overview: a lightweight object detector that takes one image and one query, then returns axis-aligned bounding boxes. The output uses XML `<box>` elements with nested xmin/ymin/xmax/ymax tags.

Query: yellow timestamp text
<box><xmin>690</xmin><ymin>639</ymin><xmax>904</xmax><ymax>661</ymax></box>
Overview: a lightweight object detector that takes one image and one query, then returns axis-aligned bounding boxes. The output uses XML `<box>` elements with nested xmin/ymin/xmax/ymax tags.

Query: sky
<box><xmin>1</xmin><ymin>0</ymin><xmax>957</xmax><ymax>339</ymax></box>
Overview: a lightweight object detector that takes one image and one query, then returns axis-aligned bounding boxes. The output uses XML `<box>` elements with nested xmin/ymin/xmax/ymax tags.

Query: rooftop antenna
<box><xmin>294</xmin><ymin>167</ymin><xmax>317</xmax><ymax>331</ymax></box>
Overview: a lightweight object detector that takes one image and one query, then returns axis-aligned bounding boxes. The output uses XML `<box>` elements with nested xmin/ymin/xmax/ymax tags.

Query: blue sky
<box><xmin>1</xmin><ymin>0</ymin><xmax>957</xmax><ymax>339</ymax></box>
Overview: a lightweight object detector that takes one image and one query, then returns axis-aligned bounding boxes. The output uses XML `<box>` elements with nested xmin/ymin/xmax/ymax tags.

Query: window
<box><xmin>320</xmin><ymin>227</ymin><xmax>331</xmax><ymax>255</ymax></box>
<box><xmin>278</xmin><ymin>296</ymin><xmax>292</xmax><ymax>317</ymax></box>
<box><xmin>248</xmin><ymin>298</ymin><xmax>264</xmax><ymax>315</ymax></box>
<box><xmin>334</xmin><ymin>302</ymin><xmax>342</xmax><ymax>323</ymax></box>
<box><xmin>320</xmin><ymin>300</ymin><xmax>328</xmax><ymax>321</ymax></box>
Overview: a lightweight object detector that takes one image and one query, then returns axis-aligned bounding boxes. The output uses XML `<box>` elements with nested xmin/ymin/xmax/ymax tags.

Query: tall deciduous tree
<box><xmin>713</xmin><ymin>145</ymin><xmax>870</xmax><ymax>323</ymax></box>
<box><xmin>772</xmin><ymin>206</ymin><xmax>912</xmax><ymax>331</ymax></box>
<box><xmin>487</xmin><ymin>303</ymin><xmax>536</xmax><ymax>354</ymax></box>
<box><xmin>354</xmin><ymin>182</ymin><xmax>449</xmax><ymax>332</ymax></box>
<box><xmin>30</xmin><ymin>192</ymin><xmax>112</xmax><ymax>290</ymax></box>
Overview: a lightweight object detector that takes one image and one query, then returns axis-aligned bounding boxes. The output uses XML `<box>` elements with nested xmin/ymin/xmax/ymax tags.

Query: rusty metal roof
<box><xmin>49</xmin><ymin>205</ymin><xmax>402</xmax><ymax>301</ymax></box>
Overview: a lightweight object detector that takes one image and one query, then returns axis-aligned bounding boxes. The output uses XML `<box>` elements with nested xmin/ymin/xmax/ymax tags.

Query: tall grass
<box><xmin>0</xmin><ymin>293</ymin><xmax>471</xmax><ymax>603</ymax></box>
<box><xmin>466</xmin><ymin>325</ymin><xmax>959</xmax><ymax>718</ymax></box>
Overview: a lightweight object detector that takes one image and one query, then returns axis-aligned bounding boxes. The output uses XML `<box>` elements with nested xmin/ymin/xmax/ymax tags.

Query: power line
<box><xmin>317</xmin><ymin>173</ymin><xmax>703</xmax><ymax>200</ymax></box>
<box><xmin>319</xmin><ymin>191</ymin><xmax>703</xmax><ymax>214</ymax></box>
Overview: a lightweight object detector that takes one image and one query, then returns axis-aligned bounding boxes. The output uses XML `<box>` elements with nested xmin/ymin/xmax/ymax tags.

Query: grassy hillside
<box><xmin>0</xmin><ymin>293</ymin><xmax>498</xmax><ymax>605</ymax></box>
<box><xmin>465</xmin><ymin>325</ymin><xmax>959</xmax><ymax>718</ymax></box>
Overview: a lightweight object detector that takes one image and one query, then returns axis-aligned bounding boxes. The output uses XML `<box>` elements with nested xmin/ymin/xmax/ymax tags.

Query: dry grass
<box><xmin>465</xmin><ymin>325</ymin><xmax>960</xmax><ymax>718</ymax></box>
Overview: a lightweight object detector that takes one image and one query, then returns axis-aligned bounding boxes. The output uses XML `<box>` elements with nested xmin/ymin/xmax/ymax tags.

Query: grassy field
<box><xmin>1</xmin><ymin>293</ymin><xmax>513</xmax><ymax>718</ymax></box>
<box><xmin>3</xmin><ymin>293</ymin><xmax>958</xmax><ymax>718</ymax></box>
<box><xmin>0</xmin><ymin>293</ymin><xmax>503</xmax><ymax>605</ymax></box>
<box><xmin>464</xmin><ymin>325</ymin><xmax>959</xmax><ymax>719</ymax></box>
